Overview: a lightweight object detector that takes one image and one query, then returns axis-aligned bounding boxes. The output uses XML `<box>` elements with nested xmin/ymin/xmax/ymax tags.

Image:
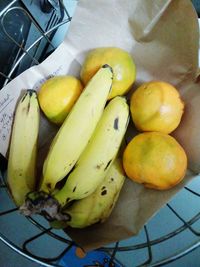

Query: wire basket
<box><xmin>1</xmin><ymin>1</ymin><xmax>200</xmax><ymax>266</ymax></box>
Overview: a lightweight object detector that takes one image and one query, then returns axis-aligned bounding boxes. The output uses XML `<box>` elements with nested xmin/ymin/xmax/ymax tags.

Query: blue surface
<box><xmin>59</xmin><ymin>245</ymin><xmax>123</xmax><ymax>267</ymax></box>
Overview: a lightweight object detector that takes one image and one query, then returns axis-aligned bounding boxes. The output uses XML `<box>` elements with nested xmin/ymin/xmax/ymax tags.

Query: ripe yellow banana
<box><xmin>54</xmin><ymin>96</ymin><xmax>129</xmax><ymax>206</ymax></box>
<box><xmin>7</xmin><ymin>90</ymin><xmax>40</xmax><ymax>206</ymax></box>
<box><xmin>50</xmin><ymin>158</ymin><xmax>125</xmax><ymax>229</ymax></box>
<box><xmin>40</xmin><ymin>65</ymin><xmax>113</xmax><ymax>193</ymax></box>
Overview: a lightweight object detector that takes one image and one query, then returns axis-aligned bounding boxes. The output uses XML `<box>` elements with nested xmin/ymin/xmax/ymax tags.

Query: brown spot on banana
<box><xmin>101</xmin><ymin>189</ymin><xmax>107</xmax><ymax>196</ymax></box>
<box><xmin>73</xmin><ymin>186</ymin><xmax>76</xmax><ymax>192</ymax></box>
<box><xmin>114</xmin><ymin>117</ymin><xmax>119</xmax><ymax>130</ymax></box>
<box><xmin>96</xmin><ymin>163</ymin><xmax>104</xmax><ymax>169</ymax></box>
<box><xmin>104</xmin><ymin>159</ymin><xmax>112</xmax><ymax>171</ymax></box>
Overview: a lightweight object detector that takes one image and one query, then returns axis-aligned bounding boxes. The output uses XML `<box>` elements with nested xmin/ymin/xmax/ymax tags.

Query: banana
<box><xmin>54</xmin><ymin>96</ymin><xmax>129</xmax><ymax>206</ymax></box>
<box><xmin>40</xmin><ymin>65</ymin><xmax>113</xmax><ymax>193</ymax></box>
<box><xmin>50</xmin><ymin>158</ymin><xmax>125</xmax><ymax>229</ymax></box>
<box><xmin>7</xmin><ymin>90</ymin><xmax>40</xmax><ymax>206</ymax></box>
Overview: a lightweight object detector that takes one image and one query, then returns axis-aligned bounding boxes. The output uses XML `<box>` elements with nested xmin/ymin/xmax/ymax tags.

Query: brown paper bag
<box><xmin>63</xmin><ymin>0</ymin><xmax>200</xmax><ymax>250</ymax></box>
<box><xmin>0</xmin><ymin>0</ymin><xmax>199</xmax><ymax>251</ymax></box>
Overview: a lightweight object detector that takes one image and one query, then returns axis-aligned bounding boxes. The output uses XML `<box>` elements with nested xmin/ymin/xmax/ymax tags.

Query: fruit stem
<box><xmin>20</xmin><ymin>191</ymin><xmax>70</xmax><ymax>221</ymax></box>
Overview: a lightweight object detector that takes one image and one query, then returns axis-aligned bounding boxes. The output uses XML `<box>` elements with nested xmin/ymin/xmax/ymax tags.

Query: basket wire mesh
<box><xmin>0</xmin><ymin>1</ymin><xmax>200</xmax><ymax>266</ymax></box>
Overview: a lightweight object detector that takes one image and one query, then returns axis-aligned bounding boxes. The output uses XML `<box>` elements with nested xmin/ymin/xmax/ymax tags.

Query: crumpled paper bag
<box><xmin>0</xmin><ymin>0</ymin><xmax>199</xmax><ymax>251</ymax></box>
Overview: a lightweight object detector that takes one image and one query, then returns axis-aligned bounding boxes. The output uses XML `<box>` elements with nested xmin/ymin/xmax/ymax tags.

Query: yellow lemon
<box><xmin>80</xmin><ymin>47</ymin><xmax>136</xmax><ymax>99</ymax></box>
<box><xmin>123</xmin><ymin>132</ymin><xmax>187</xmax><ymax>190</ymax></box>
<box><xmin>38</xmin><ymin>76</ymin><xmax>83</xmax><ymax>125</ymax></box>
<box><xmin>130</xmin><ymin>81</ymin><xmax>184</xmax><ymax>134</ymax></box>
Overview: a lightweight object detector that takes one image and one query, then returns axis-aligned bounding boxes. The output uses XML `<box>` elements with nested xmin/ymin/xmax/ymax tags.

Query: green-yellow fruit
<box><xmin>7</xmin><ymin>90</ymin><xmax>39</xmax><ymax>206</ymax></box>
<box><xmin>130</xmin><ymin>81</ymin><xmax>184</xmax><ymax>134</ymax></box>
<box><xmin>80</xmin><ymin>47</ymin><xmax>136</xmax><ymax>99</ymax></box>
<box><xmin>53</xmin><ymin>96</ymin><xmax>129</xmax><ymax>206</ymax></box>
<box><xmin>38</xmin><ymin>76</ymin><xmax>83</xmax><ymax>125</ymax></box>
<box><xmin>49</xmin><ymin>158</ymin><xmax>126</xmax><ymax>229</ymax></box>
<box><xmin>39</xmin><ymin>65</ymin><xmax>113</xmax><ymax>193</ymax></box>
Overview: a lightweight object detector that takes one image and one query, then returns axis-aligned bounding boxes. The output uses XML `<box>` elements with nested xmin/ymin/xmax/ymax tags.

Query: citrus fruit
<box><xmin>123</xmin><ymin>132</ymin><xmax>187</xmax><ymax>190</ymax></box>
<box><xmin>80</xmin><ymin>47</ymin><xmax>136</xmax><ymax>99</ymax></box>
<box><xmin>130</xmin><ymin>81</ymin><xmax>184</xmax><ymax>134</ymax></box>
<box><xmin>38</xmin><ymin>76</ymin><xmax>83</xmax><ymax>125</ymax></box>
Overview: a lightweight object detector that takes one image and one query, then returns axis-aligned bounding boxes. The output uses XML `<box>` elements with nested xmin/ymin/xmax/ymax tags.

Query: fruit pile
<box><xmin>7</xmin><ymin>47</ymin><xmax>187</xmax><ymax>229</ymax></box>
<box><xmin>124</xmin><ymin>81</ymin><xmax>187</xmax><ymax>190</ymax></box>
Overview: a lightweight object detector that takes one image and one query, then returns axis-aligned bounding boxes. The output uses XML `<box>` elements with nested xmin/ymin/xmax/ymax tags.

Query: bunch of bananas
<box><xmin>7</xmin><ymin>65</ymin><xmax>129</xmax><ymax>229</ymax></box>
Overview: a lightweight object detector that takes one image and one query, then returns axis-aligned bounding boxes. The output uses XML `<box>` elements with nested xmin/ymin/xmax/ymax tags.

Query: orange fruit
<box><xmin>130</xmin><ymin>81</ymin><xmax>184</xmax><ymax>134</ymax></box>
<box><xmin>123</xmin><ymin>132</ymin><xmax>187</xmax><ymax>190</ymax></box>
<box><xmin>38</xmin><ymin>76</ymin><xmax>83</xmax><ymax>125</ymax></box>
<box><xmin>80</xmin><ymin>47</ymin><xmax>136</xmax><ymax>99</ymax></box>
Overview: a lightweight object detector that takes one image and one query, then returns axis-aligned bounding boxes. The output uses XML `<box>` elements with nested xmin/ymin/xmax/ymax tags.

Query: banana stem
<box><xmin>20</xmin><ymin>191</ymin><xmax>70</xmax><ymax>221</ymax></box>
